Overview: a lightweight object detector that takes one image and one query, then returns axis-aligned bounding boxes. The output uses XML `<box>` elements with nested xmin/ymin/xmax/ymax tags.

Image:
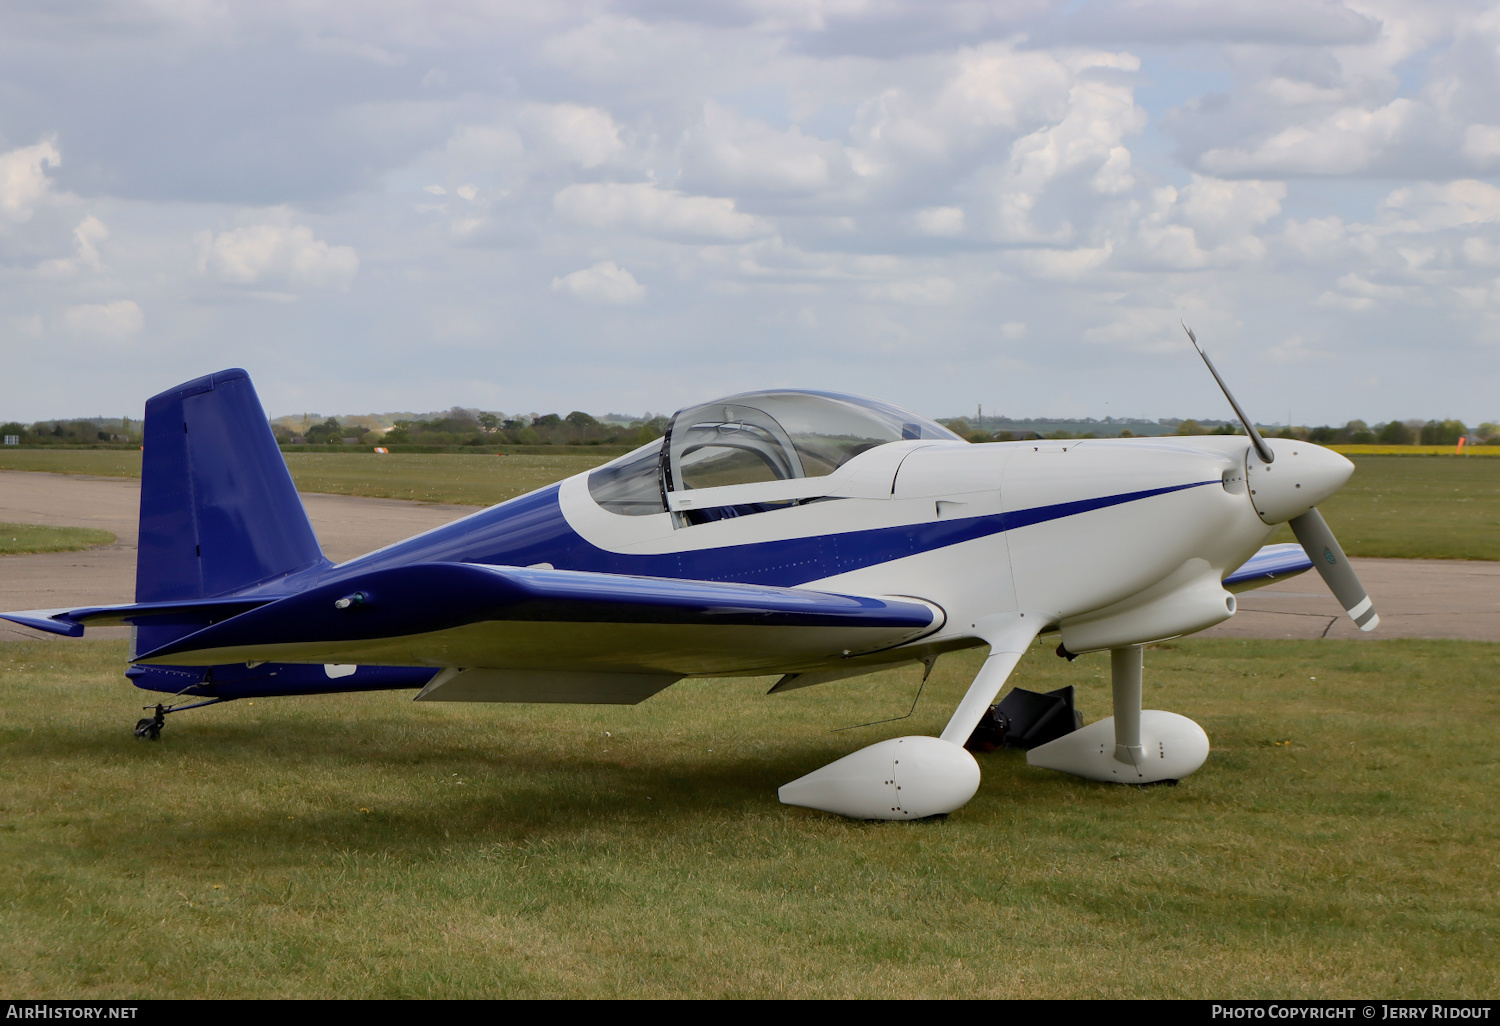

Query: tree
<box><xmin>1378</xmin><ymin>420</ymin><xmax>1412</xmax><ymax>445</ymax></box>
<box><xmin>1419</xmin><ymin>419</ymin><xmax>1466</xmax><ymax>446</ymax></box>
<box><xmin>306</xmin><ymin>417</ymin><xmax>343</xmax><ymax>444</ymax></box>
<box><xmin>1175</xmin><ymin>419</ymin><xmax>1203</xmax><ymax>435</ymax></box>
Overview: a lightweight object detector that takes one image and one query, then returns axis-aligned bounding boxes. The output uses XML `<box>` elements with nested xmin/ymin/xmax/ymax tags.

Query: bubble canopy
<box><xmin>665</xmin><ymin>390</ymin><xmax>961</xmax><ymax>494</ymax></box>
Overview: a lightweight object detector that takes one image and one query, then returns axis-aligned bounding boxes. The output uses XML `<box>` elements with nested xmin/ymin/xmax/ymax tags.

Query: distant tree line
<box><xmin>0</xmin><ymin>417</ymin><xmax>142</xmax><ymax>446</ymax></box>
<box><xmin>938</xmin><ymin>417</ymin><xmax>1496</xmax><ymax>446</ymax></box>
<box><xmin>2</xmin><ymin>410</ymin><xmax>1492</xmax><ymax>450</ymax></box>
<box><xmin>271</xmin><ymin>407</ymin><xmax>671</xmax><ymax>448</ymax></box>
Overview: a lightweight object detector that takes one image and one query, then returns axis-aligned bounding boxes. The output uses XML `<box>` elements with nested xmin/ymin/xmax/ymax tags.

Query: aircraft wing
<box><xmin>127</xmin><ymin>562</ymin><xmax>944</xmax><ymax>678</ymax></box>
<box><xmin>1223</xmin><ymin>542</ymin><xmax>1313</xmax><ymax>593</ymax></box>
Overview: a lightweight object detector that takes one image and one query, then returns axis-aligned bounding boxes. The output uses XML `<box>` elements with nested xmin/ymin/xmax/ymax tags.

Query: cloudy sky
<box><xmin>2</xmin><ymin>0</ymin><xmax>1498</xmax><ymax>426</ymax></box>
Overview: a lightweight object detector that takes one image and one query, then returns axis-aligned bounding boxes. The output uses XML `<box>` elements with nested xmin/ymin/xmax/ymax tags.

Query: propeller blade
<box><xmin>1183</xmin><ymin>323</ymin><xmax>1277</xmax><ymax>465</ymax></box>
<box><xmin>1289</xmin><ymin>508</ymin><xmax>1379</xmax><ymax>631</ymax></box>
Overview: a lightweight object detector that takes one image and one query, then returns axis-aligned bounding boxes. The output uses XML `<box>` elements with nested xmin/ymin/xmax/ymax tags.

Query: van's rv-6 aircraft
<box><xmin>2</xmin><ymin>331</ymin><xmax>1377</xmax><ymax>820</ymax></box>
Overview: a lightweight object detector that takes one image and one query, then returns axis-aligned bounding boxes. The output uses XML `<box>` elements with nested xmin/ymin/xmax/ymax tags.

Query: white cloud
<box><xmin>196</xmin><ymin>221</ymin><xmax>359</xmax><ymax>290</ymax></box>
<box><xmin>444</xmin><ymin>125</ymin><xmax>525</xmax><ymax>173</ymax></box>
<box><xmin>552</xmin><ymin>260</ymin><xmax>645</xmax><ymax>304</ymax></box>
<box><xmin>1127</xmin><ymin>176</ymin><xmax>1284</xmax><ymax>269</ymax></box>
<box><xmin>681</xmin><ymin>102</ymin><xmax>843</xmax><ymax>194</ymax></box>
<box><xmin>1461</xmin><ymin>125</ymin><xmax>1500</xmax><ymax>166</ymax></box>
<box><xmin>976</xmin><ymin>68</ymin><xmax>1146</xmax><ymax>241</ymax></box>
<box><xmin>1176</xmin><ymin>176</ymin><xmax>1284</xmax><ymax>242</ymax></box>
<box><xmin>519</xmin><ymin>103</ymin><xmax>625</xmax><ymax>168</ymax></box>
<box><xmin>1379</xmin><ymin>181</ymin><xmax>1500</xmax><ymax>232</ymax></box>
<box><xmin>1315</xmin><ymin>273</ymin><xmax>1407</xmax><ymax>313</ymax></box>
<box><xmin>1460</xmin><ymin>236</ymin><xmax>1500</xmax><ymax>268</ymax></box>
<box><xmin>1014</xmin><ymin>244</ymin><xmax>1114</xmax><ymax>280</ymax></box>
<box><xmin>913</xmin><ymin>206</ymin><xmax>965</xmax><ymax>236</ymax></box>
<box><xmin>863</xmin><ymin>275</ymin><xmax>956</xmax><ymax>304</ymax></box>
<box><xmin>62</xmin><ymin>300</ymin><xmax>143</xmax><ymax>340</ymax></box>
<box><xmin>1200</xmin><ymin>99</ymin><xmax>1417</xmax><ymax>176</ymax></box>
<box><xmin>865</xmin><ymin>46</ymin><xmax>1072</xmax><ymax>158</ymax></box>
<box><xmin>1267</xmin><ymin>334</ymin><xmax>1324</xmax><ymax>364</ymax></box>
<box><xmin>553</xmin><ymin>182</ymin><xmax>772</xmax><ymax>240</ymax></box>
<box><xmin>0</xmin><ymin>140</ymin><xmax>61</xmax><ymax>223</ymax></box>
<box><xmin>1281</xmin><ymin>216</ymin><xmax>1352</xmax><ymax>261</ymax></box>
<box><xmin>1054</xmin><ymin>0</ymin><xmax>1381</xmax><ymax>45</ymax></box>
<box><xmin>39</xmin><ymin>215</ymin><xmax>108</xmax><ymax>277</ymax></box>
<box><xmin>1083</xmin><ymin>307</ymin><xmax>1177</xmax><ymax>347</ymax></box>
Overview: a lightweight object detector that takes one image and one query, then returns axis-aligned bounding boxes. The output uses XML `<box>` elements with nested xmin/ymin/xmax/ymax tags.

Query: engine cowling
<box><xmin>1245</xmin><ymin>438</ymin><xmax>1354</xmax><ymax>525</ymax></box>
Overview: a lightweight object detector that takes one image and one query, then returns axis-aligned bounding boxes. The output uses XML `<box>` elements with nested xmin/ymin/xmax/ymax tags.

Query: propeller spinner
<box><xmin>1184</xmin><ymin>324</ymin><xmax>1380</xmax><ymax>632</ymax></box>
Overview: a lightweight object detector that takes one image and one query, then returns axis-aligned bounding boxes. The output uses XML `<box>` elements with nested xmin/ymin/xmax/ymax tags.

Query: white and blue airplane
<box><xmin>1</xmin><ymin>330</ymin><xmax>1376</xmax><ymax>819</ymax></box>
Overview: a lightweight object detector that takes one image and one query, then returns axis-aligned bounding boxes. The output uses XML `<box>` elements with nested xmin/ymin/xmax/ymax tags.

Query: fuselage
<box><xmin>246</xmin><ymin>433</ymin><xmax>1291</xmax><ymax>672</ymax></box>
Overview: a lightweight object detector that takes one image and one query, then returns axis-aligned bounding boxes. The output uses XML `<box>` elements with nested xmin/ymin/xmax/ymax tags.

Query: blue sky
<box><xmin>1</xmin><ymin>0</ymin><xmax>1497</xmax><ymax>427</ymax></box>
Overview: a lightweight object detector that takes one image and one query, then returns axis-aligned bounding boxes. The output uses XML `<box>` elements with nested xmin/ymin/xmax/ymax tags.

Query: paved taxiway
<box><xmin>2</xmin><ymin>470</ymin><xmax>1496</xmax><ymax>643</ymax></box>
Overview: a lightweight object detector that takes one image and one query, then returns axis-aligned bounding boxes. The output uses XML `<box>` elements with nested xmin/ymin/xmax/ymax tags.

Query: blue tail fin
<box><xmin>137</xmin><ymin>369</ymin><xmax>326</xmax><ymax>603</ymax></box>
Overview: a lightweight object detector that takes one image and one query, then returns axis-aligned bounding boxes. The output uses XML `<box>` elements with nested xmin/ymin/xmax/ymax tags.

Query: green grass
<box><xmin>1268</xmin><ymin>455</ymin><xmax>1500</xmax><ymax>560</ymax></box>
<box><xmin>2</xmin><ymin>449</ymin><xmax>1496</xmax><ymax>558</ymax></box>
<box><xmin>278</xmin><ymin>452</ymin><xmax>622</xmax><ymax>506</ymax></box>
<box><xmin>0</xmin><ymin>523</ymin><xmax>116</xmax><ymax>555</ymax></box>
<box><xmin>0</xmin><ymin>450</ymin><xmax>143</xmax><ymax>478</ymax></box>
<box><xmin>1</xmin><ymin>637</ymin><xmax>1494</xmax><ymax>998</ymax></box>
<box><xmin>0</xmin><ymin>449</ymin><xmax>620</xmax><ymax>507</ymax></box>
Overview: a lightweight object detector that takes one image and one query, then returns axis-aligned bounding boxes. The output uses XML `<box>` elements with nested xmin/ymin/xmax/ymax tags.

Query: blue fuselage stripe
<box><xmin>304</xmin><ymin>478</ymin><xmax>1218</xmax><ymax>591</ymax></box>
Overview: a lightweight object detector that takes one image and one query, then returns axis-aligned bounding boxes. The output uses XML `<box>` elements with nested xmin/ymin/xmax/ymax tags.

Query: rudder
<box><xmin>137</xmin><ymin>368</ymin><xmax>326</xmax><ymax>603</ymax></box>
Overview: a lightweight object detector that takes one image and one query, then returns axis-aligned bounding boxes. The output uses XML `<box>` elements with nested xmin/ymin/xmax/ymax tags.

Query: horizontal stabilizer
<box><xmin>1223</xmin><ymin>542</ymin><xmax>1313</xmax><ymax>593</ymax></box>
<box><xmin>1</xmin><ymin>597</ymin><xmax>277</xmax><ymax>639</ymax></box>
<box><xmin>0</xmin><ymin>609</ymin><xmax>86</xmax><ymax>638</ymax></box>
<box><xmin>134</xmin><ymin>562</ymin><xmax>943</xmax><ymax>675</ymax></box>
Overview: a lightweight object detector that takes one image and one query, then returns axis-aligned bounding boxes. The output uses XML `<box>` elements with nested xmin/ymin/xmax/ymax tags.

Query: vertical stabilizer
<box><xmin>137</xmin><ymin>369</ymin><xmax>326</xmax><ymax>603</ymax></box>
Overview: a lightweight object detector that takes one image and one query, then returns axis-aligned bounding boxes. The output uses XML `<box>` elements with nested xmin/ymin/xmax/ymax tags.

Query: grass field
<box><xmin>1332</xmin><ymin>445</ymin><xmax>1500</xmax><ymax>456</ymax></box>
<box><xmin>1266</xmin><ymin>454</ymin><xmax>1500</xmax><ymax>560</ymax></box>
<box><xmin>0</xmin><ymin>449</ymin><xmax>619</xmax><ymax>507</ymax></box>
<box><xmin>0</xmin><ymin>523</ymin><xmax>116</xmax><ymax>555</ymax></box>
<box><xmin>1</xmin><ymin>637</ymin><xmax>1494</xmax><ymax>998</ymax></box>
<box><xmin>3</xmin><ymin>447</ymin><xmax>1496</xmax><ymax>560</ymax></box>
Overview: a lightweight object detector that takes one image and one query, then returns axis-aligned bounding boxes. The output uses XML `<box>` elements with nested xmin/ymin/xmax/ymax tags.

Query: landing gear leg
<box><xmin>1111</xmin><ymin>645</ymin><xmax>1144</xmax><ymax>768</ymax></box>
<box><xmin>131</xmin><ymin>697</ymin><xmax>230</xmax><ymax>740</ymax></box>
<box><xmin>778</xmin><ymin>615</ymin><xmax>1042</xmax><ymax>819</ymax></box>
<box><xmin>1026</xmin><ymin>644</ymin><xmax>1210</xmax><ymax>783</ymax></box>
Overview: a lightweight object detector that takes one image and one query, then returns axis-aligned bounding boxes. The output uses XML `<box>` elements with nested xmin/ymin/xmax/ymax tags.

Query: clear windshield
<box><xmin>587</xmin><ymin>440</ymin><xmax>666</xmax><ymax>516</ymax></box>
<box><xmin>665</xmin><ymin>390</ymin><xmax>960</xmax><ymax>494</ymax></box>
